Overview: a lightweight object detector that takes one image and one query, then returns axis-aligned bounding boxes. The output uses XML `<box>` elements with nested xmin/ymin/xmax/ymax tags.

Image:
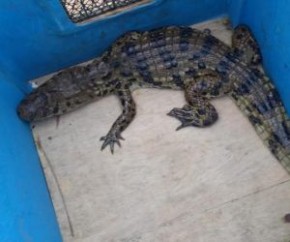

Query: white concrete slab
<box><xmin>32</xmin><ymin>18</ymin><xmax>290</xmax><ymax>242</ymax></box>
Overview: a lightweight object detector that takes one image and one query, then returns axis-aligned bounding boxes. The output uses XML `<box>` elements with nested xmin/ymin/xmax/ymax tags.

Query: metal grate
<box><xmin>60</xmin><ymin>0</ymin><xmax>147</xmax><ymax>23</ymax></box>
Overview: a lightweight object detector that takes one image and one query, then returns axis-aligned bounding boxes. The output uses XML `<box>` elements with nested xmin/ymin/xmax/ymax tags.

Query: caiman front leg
<box><xmin>168</xmin><ymin>72</ymin><xmax>229</xmax><ymax>130</ymax></box>
<box><xmin>100</xmin><ymin>87</ymin><xmax>136</xmax><ymax>153</ymax></box>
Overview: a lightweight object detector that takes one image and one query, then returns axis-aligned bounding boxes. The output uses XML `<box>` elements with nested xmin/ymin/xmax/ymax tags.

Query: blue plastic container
<box><xmin>1</xmin><ymin>0</ymin><xmax>289</xmax><ymax>241</ymax></box>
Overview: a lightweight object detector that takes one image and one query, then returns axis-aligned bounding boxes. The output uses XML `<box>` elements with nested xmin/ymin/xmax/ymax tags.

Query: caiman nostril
<box><xmin>17</xmin><ymin>104</ymin><xmax>28</xmax><ymax>120</ymax></box>
<box><xmin>17</xmin><ymin>98</ymin><xmax>37</xmax><ymax>121</ymax></box>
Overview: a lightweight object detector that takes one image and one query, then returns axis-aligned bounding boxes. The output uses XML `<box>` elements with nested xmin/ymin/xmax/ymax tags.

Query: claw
<box><xmin>176</xmin><ymin>124</ymin><xmax>184</xmax><ymax>131</ymax></box>
<box><xmin>110</xmin><ymin>142</ymin><xmax>114</xmax><ymax>154</ymax></box>
<box><xmin>100</xmin><ymin>131</ymin><xmax>124</xmax><ymax>153</ymax></box>
<box><xmin>175</xmin><ymin>121</ymin><xmax>193</xmax><ymax>131</ymax></box>
<box><xmin>167</xmin><ymin>110</ymin><xmax>175</xmax><ymax>117</ymax></box>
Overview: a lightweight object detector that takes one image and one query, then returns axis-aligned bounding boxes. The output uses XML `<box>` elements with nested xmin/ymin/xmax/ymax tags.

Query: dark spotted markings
<box><xmin>235</xmin><ymin>83</ymin><xmax>250</xmax><ymax>95</ymax></box>
<box><xmin>120</xmin><ymin>69</ymin><xmax>133</xmax><ymax>77</ymax></box>
<box><xmin>248</xmin><ymin>114</ymin><xmax>263</xmax><ymax>125</ymax></box>
<box><xmin>178</xmin><ymin>27</ymin><xmax>193</xmax><ymax>52</ymax></box>
<box><xmin>185</xmin><ymin>68</ymin><xmax>198</xmax><ymax>77</ymax></box>
<box><xmin>189</xmin><ymin>52</ymin><xmax>202</xmax><ymax>62</ymax></box>
<box><xmin>217</xmin><ymin>60</ymin><xmax>231</xmax><ymax>72</ymax></box>
<box><xmin>215</xmin><ymin>66</ymin><xmax>227</xmax><ymax>78</ymax></box>
<box><xmin>198</xmin><ymin>61</ymin><xmax>206</xmax><ymax>69</ymax></box>
<box><xmin>179</xmin><ymin>40</ymin><xmax>189</xmax><ymax>52</ymax></box>
<box><xmin>199</xmin><ymin>34</ymin><xmax>218</xmax><ymax>56</ymax></box>
<box><xmin>122</xmin><ymin>42</ymin><xmax>137</xmax><ymax>57</ymax></box>
<box><xmin>172</xmin><ymin>74</ymin><xmax>183</xmax><ymax>87</ymax></box>
<box><xmin>16</xmin><ymin>25</ymin><xmax>290</xmax><ymax>175</ymax></box>
<box><xmin>225</xmin><ymin>51</ymin><xmax>239</xmax><ymax>63</ymax></box>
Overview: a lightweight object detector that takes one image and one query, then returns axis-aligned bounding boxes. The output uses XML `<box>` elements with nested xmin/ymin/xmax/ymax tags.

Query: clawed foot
<box><xmin>167</xmin><ymin>105</ymin><xmax>199</xmax><ymax>130</ymax></box>
<box><xmin>100</xmin><ymin>131</ymin><xmax>125</xmax><ymax>154</ymax></box>
<box><xmin>167</xmin><ymin>104</ymin><xmax>217</xmax><ymax>130</ymax></box>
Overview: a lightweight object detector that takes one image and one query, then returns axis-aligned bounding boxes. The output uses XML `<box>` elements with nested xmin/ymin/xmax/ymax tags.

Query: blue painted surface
<box><xmin>1</xmin><ymin>0</ymin><xmax>290</xmax><ymax>240</ymax></box>
<box><xmin>0</xmin><ymin>77</ymin><xmax>62</xmax><ymax>241</ymax></box>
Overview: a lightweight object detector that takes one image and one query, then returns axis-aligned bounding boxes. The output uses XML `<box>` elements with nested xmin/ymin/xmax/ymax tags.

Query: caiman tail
<box><xmin>230</xmin><ymin>65</ymin><xmax>290</xmax><ymax>173</ymax></box>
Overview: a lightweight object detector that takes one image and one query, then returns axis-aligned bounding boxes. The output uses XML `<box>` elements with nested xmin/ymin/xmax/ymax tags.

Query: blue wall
<box><xmin>0</xmin><ymin>0</ymin><xmax>226</xmax><ymax>241</ymax></box>
<box><xmin>0</xmin><ymin>77</ymin><xmax>62</xmax><ymax>241</ymax></box>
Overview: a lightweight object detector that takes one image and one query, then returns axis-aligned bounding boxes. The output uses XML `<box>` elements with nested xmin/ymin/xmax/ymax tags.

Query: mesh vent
<box><xmin>60</xmin><ymin>0</ymin><xmax>148</xmax><ymax>23</ymax></box>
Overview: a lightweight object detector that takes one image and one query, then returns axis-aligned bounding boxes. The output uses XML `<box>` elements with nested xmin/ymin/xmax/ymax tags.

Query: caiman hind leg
<box><xmin>168</xmin><ymin>72</ymin><xmax>230</xmax><ymax>130</ymax></box>
<box><xmin>232</xmin><ymin>24</ymin><xmax>262</xmax><ymax>66</ymax></box>
<box><xmin>100</xmin><ymin>87</ymin><xmax>136</xmax><ymax>153</ymax></box>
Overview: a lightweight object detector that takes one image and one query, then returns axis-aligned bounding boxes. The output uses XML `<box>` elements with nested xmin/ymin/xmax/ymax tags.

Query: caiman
<box><xmin>17</xmin><ymin>25</ymin><xmax>290</xmax><ymax>173</ymax></box>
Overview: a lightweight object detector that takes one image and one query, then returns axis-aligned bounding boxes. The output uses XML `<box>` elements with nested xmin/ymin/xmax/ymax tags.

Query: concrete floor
<box><xmin>32</xmin><ymin>19</ymin><xmax>290</xmax><ymax>242</ymax></box>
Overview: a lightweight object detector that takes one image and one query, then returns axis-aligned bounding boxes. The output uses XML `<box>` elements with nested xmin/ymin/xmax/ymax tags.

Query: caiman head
<box><xmin>17</xmin><ymin>59</ymin><xmax>114</xmax><ymax>122</ymax></box>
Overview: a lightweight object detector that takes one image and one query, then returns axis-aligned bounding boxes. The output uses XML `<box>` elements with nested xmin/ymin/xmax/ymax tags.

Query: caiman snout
<box><xmin>17</xmin><ymin>102</ymin><xmax>34</xmax><ymax>121</ymax></box>
<box><xmin>17</xmin><ymin>92</ymin><xmax>49</xmax><ymax>122</ymax></box>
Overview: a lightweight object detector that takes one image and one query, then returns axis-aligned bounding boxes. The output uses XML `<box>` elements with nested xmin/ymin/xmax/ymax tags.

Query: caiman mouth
<box><xmin>17</xmin><ymin>100</ymin><xmax>37</xmax><ymax>121</ymax></box>
<box><xmin>17</xmin><ymin>92</ymin><xmax>50</xmax><ymax>122</ymax></box>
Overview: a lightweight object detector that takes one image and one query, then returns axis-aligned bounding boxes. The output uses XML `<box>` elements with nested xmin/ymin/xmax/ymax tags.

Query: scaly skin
<box><xmin>17</xmin><ymin>25</ymin><xmax>290</xmax><ymax>173</ymax></box>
